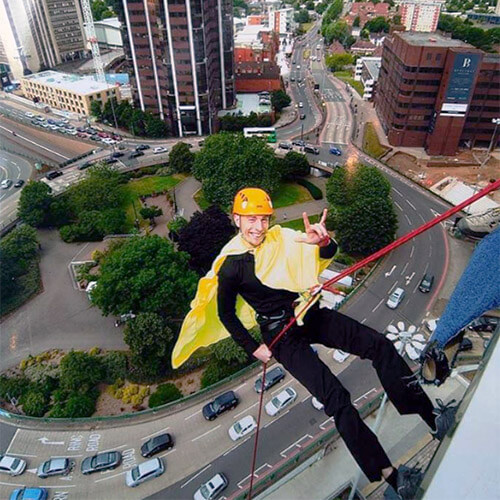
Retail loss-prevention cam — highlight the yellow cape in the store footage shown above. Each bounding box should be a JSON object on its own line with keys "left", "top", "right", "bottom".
{"left": 171, "top": 225, "right": 333, "bottom": 368}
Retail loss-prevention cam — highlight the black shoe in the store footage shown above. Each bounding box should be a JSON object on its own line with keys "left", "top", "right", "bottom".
{"left": 383, "top": 465, "right": 423, "bottom": 500}
{"left": 431, "top": 398, "right": 458, "bottom": 440}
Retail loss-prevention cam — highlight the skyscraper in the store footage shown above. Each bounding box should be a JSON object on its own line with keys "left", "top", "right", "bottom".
{"left": 120, "top": 0, "right": 235, "bottom": 137}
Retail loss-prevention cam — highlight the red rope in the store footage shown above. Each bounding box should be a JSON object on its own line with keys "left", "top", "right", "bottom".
{"left": 246, "top": 179, "right": 500, "bottom": 500}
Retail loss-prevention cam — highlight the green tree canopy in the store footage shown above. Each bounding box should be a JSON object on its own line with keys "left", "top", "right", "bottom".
{"left": 326, "top": 167, "right": 350, "bottom": 207}
{"left": 91, "top": 235, "right": 198, "bottom": 317}
{"left": 17, "top": 181, "right": 53, "bottom": 227}
{"left": 353, "top": 16, "right": 361, "bottom": 27}
{"left": 280, "top": 151, "right": 310, "bottom": 180}
{"left": 323, "top": 20, "right": 350, "bottom": 45}
{"left": 90, "top": 99, "right": 102, "bottom": 120}
{"left": 271, "top": 89, "right": 292, "bottom": 112}
{"left": 169, "top": 141, "right": 195, "bottom": 173}
{"left": 325, "top": 53, "right": 354, "bottom": 71}
{"left": 59, "top": 351, "right": 103, "bottom": 393}
{"left": 124, "top": 313, "right": 174, "bottom": 378}
{"left": 219, "top": 112, "right": 272, "bottom": 132}
{"left": 139, "top": 205, "right": 163, "bottom": 222}
{"left": 364, "top": 16, "right": 390, "bottom": 33}
{"left": 91, "top": 0, "right": 114, "bottom": 21}
{"left": 350, "top": 164, "right": 391, "bottom": 200}
{"left": 192, "top": 132, "right": 280, "bottom": 207}
{"left": 294, "top": 9, "right": 311, "bottom": 23}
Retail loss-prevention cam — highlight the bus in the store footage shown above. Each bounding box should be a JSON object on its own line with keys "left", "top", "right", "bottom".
{"left": 243, "top": 127, "right": 277, "bottom": 143}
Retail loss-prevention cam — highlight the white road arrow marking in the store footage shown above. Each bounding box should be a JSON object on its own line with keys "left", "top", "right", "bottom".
{"left": 385, "top": 265, "right": 396, "bottom": 277}
{"left": 38, "top": 437, "right": 65, "bottom": 445}
{"left": 405, "top": 272, "right": 415, "bottom": 285}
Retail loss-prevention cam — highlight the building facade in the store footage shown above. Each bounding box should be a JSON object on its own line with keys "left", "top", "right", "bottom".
{"left": 354, "top": 57, "right": 381, "bottom": 101}
{"left": 399, "top": 1, "right": 442, "bottom": 32}
{"left": 375, "top": 32, "right": 500, "bottom": 155}
{"left": 268, "top": 7, "right": 295, "bottom": 36}
{"left": 20, "top": 70, "right": 121, "bottom": 116}
{"left": 120, "top": 0, "right": 235, "bottom": 136}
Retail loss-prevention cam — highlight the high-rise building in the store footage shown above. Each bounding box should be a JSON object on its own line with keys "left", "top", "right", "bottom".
{"left": 375, "top": 32, "right": 500, "bottom": 156}
{"left": 0, "top": 0, "right": 87, "bottom": 80}
{"left": 268, "top": 7, "right": 295, "bottom": 36}
{"left": 120, "top": 0, "right": 235, "bottom": 137}
{"left": 398, "top": 0, "right": 444, "bottom": 32}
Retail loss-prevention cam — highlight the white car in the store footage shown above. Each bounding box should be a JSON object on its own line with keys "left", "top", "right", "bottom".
{"left": 228, "top": 415, "right": 257, "bottom": 441}
{"left": 194, "top": 472, "right": 228, "bottom": 500}
{"left": 386, "top": 287, "right": 405, "bottom": 309}
{"left": 125, "top": 458, "right": 164, "bottom": 487}
{"left": 298, "top": 102, "right": 304, "bottom": 108}
{"left": 102, "top": 138, "right": 117, "bottom": 145}
{"left": 67, "top": 129, "right": 77, "bottom": 136}
{"left": 49, "top": 124, "right": 58, "bottom": 130}
{"left": 24, "top": 111, "right": 34, "bottom": 118}
{"left": 1, "top": 179, "right": 13, "bottom": 189}
{"left": 265, "top": 387, "right": 297, "bottom": 416}
{"left": 296, "top": 65, "right": 301, "bottom": 70}
{"left": 311, "top": 397, "right": 324, "bottom": 411}
{"left": 153, "top": 146, "right": 168, "bottom": 154}
{"left": 60, "top": 118, "right": 69, "bottom": 124}
{"left": 0, "top": 455, "right": 27, "bottom": 476}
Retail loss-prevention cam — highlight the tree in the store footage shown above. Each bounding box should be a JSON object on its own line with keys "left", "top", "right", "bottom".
{"left": 350, "top": 165, "right": 391, "bottom": 201}
{"left": 17, "top": 181, "right": 52, "bottom": 227}
{"left": 178, "top": 205, "right": 236, "bottom": 273}
{"left": 130, "top": 109, "right": 146, "bottom": 136}
{"left": 124, "top": 313, "right": 174, "bottom": 378}
{"left": 353, "top": 16, "right": 361, "bottom": 27}
{"left": 305, "top": 0, "right": 315, "bottom": 10}
{"left": 315, "top": 2, "right": 328, "bottom": 14}
{"left": 192, "top": 132, "right": 280, "bottom": 207}
{"left": 22, "top": 391, "right": 48, "bottom": 417}
{"left": 294, "top": 9, "right": 310, "bottom": 24}
{"left": 212, "top": 337, "right": 248, "bottom": 365}
{"left": 91, "top": 235, "right": 198, "bottom": 317}
{"left": 325, "top": 53, "right": 354, "bottom": 72}
{"left": 59, "top": 351, "right": 103, "bottom": 393}
{"left": 90, "top": 100, "right": 102, "bottom": 120}
{"left": 0, "top": 225, "right": 39, "bottom": 274}
{"left": 140, "top": 205, "right": 163, "bottom": 224}
{"left": 91, "top": 0, "right": 114, "bottom": 21}
{"left": 392, "top": 14, "right": 402, "bottom": 26}
{"left": 323, "top": 20, "right": 350, "bottom": 45}
{"left": 363, "top": 16, "right": 391, "bottom": 33}
{"left": 149, "top": 383, "right": 182, "bottom": 407}
{"left": 335, "top": 197, "right": 398, "bottom": 256}
{"left": 280, "top": 151, "right": 310, "bottom": 180}
{"left": 271, "top": 89, "right": 292, "bottom": 112}
{"left": 326, "top": 167, "right": 350, "bottom": 208}
{"left": 144, "top": 112, "right": 168, "bottom": 138}
{"left": 169, "top": 142, "right": 195, "bottom": 173}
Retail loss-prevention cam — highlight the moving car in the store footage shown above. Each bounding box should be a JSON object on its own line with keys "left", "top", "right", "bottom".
{"left": 265, "top": 387, "right": 297, "bottom": 416}
{"left": 300, "top": 113, "right": 306, "bottom": 120}
{"left": 78, "top": 161, "right": 92, "bottom": 170}
{"left": 141, "top": 433, "right": 174, "bottom": 458}
{"left": 112, "top": 151, "right": 125, "bottom": 158}
{"left": 304, "top": 144, "right": 320, "bottom": 155}
{"left": 386, "top": 287, "right": 405, "bottom": 309}
{"left": 254, "top": 366, "right": 285, "bottom": 393}
{"left": 14, "top": 179, "right": 25, "bottom": 188}
{"left": 24, "top": 112, "right": 34, "bottom": 118}
{"left": 153, "top": 146, "right": 168, "bottom": 154}
{"left": 136, "top": 144, "right": 150, "bottom": 151}
{"left": 9, "top": 488, "right": 48, "bottom": 500}
{"left": 125, "top": 457, "right": 164, "bottom": 487}
{"left": 37, "top": 457, "right": 72, "bottom": 478}
{"left": 292, "top": 139, "right": 305, "bottom": 148}
{"left": 194, "top": 472, "right": 228, "bottom": 500}
{"left": 202, "top": 390, "right": 239, "bottom": 421}
{"left": 45, "top": 170, "right": 63, "bottom": 180}
{"left": 278, "top": 141, "right": 292, "bottom": 150}
{"left": 418, "top": 274, "right": 434, "bottom": 293}
{"left": 1, "top": 179, "right": 13, "bottom": 189}
{"left": 81, "top": 451, "right": 122, "bottom": 475}
{"left": 290, "top": 76, "right": 295, "bottom": 82}
{"left": 0, "top": 455, "right": 26, "bottom": 476}
{"left": 105, "top": 157, "right": 118, "bottom": 165}
{"left": 468, "top": 316, "right": 499, "bottom": 333}
{"left": 298, "top": 101, "right": 304, "bottom": 108}
{"left": 329, "top": 146, "right": 342, "bottom": 156}
{"left": 228, "top": 415, "right": 257, "bottom": 441}
{"left": 129, "top": 151, "right": 144, "bottom": 159}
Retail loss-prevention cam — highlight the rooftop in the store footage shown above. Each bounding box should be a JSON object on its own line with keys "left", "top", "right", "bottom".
{"left": 22, "top": 70, "right": 117, "bottom": 95}
{"left": 364, "top": 58, "right": 382, "bottom": 79}
{"left": 397, "top": 31, "right": 475, "bottom": 48}
{"left": 94, "top": 16, "right": 121, "bottom": 29}
{"left": 235, "top": 24, "right": 272, "bottom": 45}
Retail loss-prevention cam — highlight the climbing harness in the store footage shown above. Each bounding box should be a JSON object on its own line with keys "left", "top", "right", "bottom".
{"left": 246, "top": 179, "right": 500, "bottom": 500}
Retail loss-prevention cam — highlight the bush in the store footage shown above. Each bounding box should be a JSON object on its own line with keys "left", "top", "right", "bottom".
{"left": 297, "top": 179, "right": 323, "bottom": 200}
{"left": 100, "top": 351, "right": 128, "bottom": 383}
{"left": 200, "top": 361, "right": 245, "bottom": 389}
{"left": 0, "top": 376, "right": 31, "bottom": 400}
{"left": 59, "top": 351, "right": 103, "bottom": 393}
{"left": 334, "top": 252, "right": 355, "bottom": 266}
{"left": 89, "top": 347, "right": 101, "bottom": 356}
{"left": 64, "top": 390, "right": 98, "bottom": 418}
{"left": 22, "top": 391, "right": 48, "bottom": 417}
{"left": 148, "top": 383, "right": 182, "bottom": 408}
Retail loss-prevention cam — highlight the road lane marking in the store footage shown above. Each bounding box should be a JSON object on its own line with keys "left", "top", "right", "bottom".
{"left": 234, "top": 382, "right": 247, "bottom": 392}
{"left": 263, "top": 409, "right": 290, "bottom": 428}
{"left": 401, "top": 262, "right": 409, "bottom": 276}
{"left": 406, "top": 200, "right": 416, "bottom": 210}
{"left": 159, "top": 448, "right": 177, "bottom": 459}
{"left": 141, "top": 426, "right": 170, "bottom": 441}
{"left": 254, "top": 463, "right": 272, "bottom": 475}
{"left": 388, "top": 281, "right": 398, "bottom": 294}
{"left": 301, "top": 394, "right": 311, "bottom": 403}
{"left": 405, "top": 214, "right": 412, "bottom": 225}
{"left": 5, "top": 429, "right": 20, "bottom": 454}
{"left": 233, "top": 402, "right": 259, "bottom": 419}
{"left": 181, "top": 464, "right": 212, "bottom": 488}
{"left": 410, "top": 246, "right": 414, "bottom": 258}
{"left": 354, "top": 388, "right": 377, "bottom": 404}
{"left": 392, "top": 187, "right": 403, "bottom": 197}
{"left": 94, "top": 470, "right": 126, "bottom": 483}
{"left": 271, "top": 379, "right": 294, "bottom": 395}
{"left": 185, "top": 409, "right": 201, "bottom": 420}
{"left": 191, "top": 425, "right": 221, "bottom": 442}
{"left": 6, "top": 452, "right": 38, "bottom": 458}
{"left": 99, "top": 444, "right": 127, "bottom": 454}
{"left": 372, "top": 298, "right": 384, "bottom": 312}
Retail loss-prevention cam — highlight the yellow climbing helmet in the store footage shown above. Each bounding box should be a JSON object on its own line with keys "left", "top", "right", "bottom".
{"left": 233, "top": 188, "right": 274, "bottom": 216}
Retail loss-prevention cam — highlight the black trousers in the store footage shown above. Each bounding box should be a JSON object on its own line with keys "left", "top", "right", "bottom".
{"left": 259, "top": 305, "right": 435, "bottom": 482}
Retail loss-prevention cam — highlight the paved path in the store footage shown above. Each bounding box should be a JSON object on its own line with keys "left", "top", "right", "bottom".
{"left": 174, "top": 175, "right": 201, "bottom": 220}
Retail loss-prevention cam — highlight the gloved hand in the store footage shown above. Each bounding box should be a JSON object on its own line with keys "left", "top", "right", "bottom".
{"left": 419, "top": 340, "right": 451, "bottom": 386}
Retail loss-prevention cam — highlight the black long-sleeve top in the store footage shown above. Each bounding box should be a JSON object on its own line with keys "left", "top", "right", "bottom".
{"left": 217, "top": 239, "right": 337, "bottom": 357}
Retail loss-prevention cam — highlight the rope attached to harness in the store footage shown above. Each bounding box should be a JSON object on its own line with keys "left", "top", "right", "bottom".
{"left": 246, "top": 179, "right": 500, "bottom": 499}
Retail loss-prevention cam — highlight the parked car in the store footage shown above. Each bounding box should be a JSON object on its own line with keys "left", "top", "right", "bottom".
{"left": 194, "top": 472, "right": 228, "bottom": 500}
{"left": 141, "top": 433, "right": 174, "bottom": 458}
{"left": 48, "top": 124, "right": 59, "bottom": 131}
{"left": 111, "top": 134, "right": 122, "bottom": 141}
{"left": 76, "top": 127, "right": 86, "bottom": 133}
{"left": 35, "top": 115, "right": 45, "bottom": 121}
{"left": 14, "top": 179, "right": 25, "bottom": 188}
{"left": 129, "top": 151, "right": 144, "bottom": 159}
{"left": 1, "top": 179, "right": 13, "bottom": 189}
{"left": 290, "top": 76, "right": 295, "bottom": 82}
{"left": 45, "top": 170, "right": 63, "bottom": 180}
{"left": 296, "top": 65, "right": 301, "bottom": 70}
{"left": 153, "top": 146, "right": 168, "bottom": 154}
{"left": 24, "top": 111, "right": 34, "bottom": 118}
{"left": 265, "top": 387, "right": 297, "bottom": 416}
{"left": 37, "top": 457, "right": 72, "bottom": 478}
{"left": 299, "top": 113, "right": 306, "bottom": 120}
{"left": 304, "top": 144, "right": 320, "bottom": 155}
{"left": 386, "top": 287, "right": 405, "bottom": 309}
{"left": 67, "top": 129, "right": 77, "bottom": 136}
{"left": 39, "top": 122, "right": 49, "bottom": 128}
{"left": 112, "top": 151, "right": 125, "bottom": 158}
{"left": 202, "top": 390, "right": 239, "bottom": 421}
{"left": 298, "top": 101, "right": 304, "bottom": 108}
{"left": 125, "top": 458, "right": 164, "bottom": 487}
{"left": 97, "top": 132, "right": 109, "bottom": 138}
{"left": 81, "top": 451, "right": 122, "bottom": 475}
{"left": 278, "top": 141, "right": 292, "bottom": 150}
{"left": 47, "top": 119, "right": 57, "bottom": 125}
{"left": 0, "top": 455, "right": 26, "bottom": 476}
{"left": 105, "top": 157, "right": 118, "bottom": 165}
{"left": 297, "top": 78, "right": 303, "bottom": 83}
{"left": 59, "top": 118, "right": 69, "bottom": 124}
{"left": 31, "top": 119, "right": 40, "bottom": 126}
{"left": 228, "top": 415, "right": 257, "bottom": 441}
{"left": 136, "top": 144, "right": 150, "bottom": 151}
{"left": 329, "top": 146, "right": 342, "bottom": 156}
{"left": 9, "top": 488, "right": 48, "bottom": 500}
{"left": 78, "top": 161, "right": 92, "bottom": 170}
{"left": 77, "top": 132, "right": 87, "bottom": 138}
{"left": 292, "top": 139, "right": 305, "bottom": 148}
{"left": 333, "top": 349, "right": 350, "bottom": 363}
{"left": 254, "top": 366, "right": 285, "bottom": 393}
{"left": 468, "top": 316, "right": 499, "bottom": 333}
{"left": 418, "top": 274, "right": 434, "bottom": 293}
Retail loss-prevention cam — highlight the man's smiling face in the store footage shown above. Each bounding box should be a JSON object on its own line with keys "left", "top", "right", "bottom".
{"left": 234, "top": 214, "right": 271, "bottom": 247}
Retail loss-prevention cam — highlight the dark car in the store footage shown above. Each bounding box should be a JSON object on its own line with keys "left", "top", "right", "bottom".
{"left": 292, "top": 139, "right": 305, "bottom": 147}
{"left": 254, "top": 366, "right": 285, "bottom": 393}
{"left": 45, "top": 170, "right": 63, "bottom": 180}
{"left": 140, "top": 433, "right": 175, "bottom": 458}
{"left": 37, "top": 457, "right": 72, "bottom": 478}
{"left": 78, "top": 161, "right": 92, "bottom": 170}
{"left": 136, "top": 144, "right": 150, "bottom": 151}
{"left": 202, "top": 390, "right": 239, "bottom": 421}
{"left": 9, "top": 488, "right": 48, "bottom": 500}
{"left": 304, "top": 144, "right": 320, "bottom": 155}
{"left": 418, "top": 274, "right": 435, "bottom": 293}
{"left": 278, "top": 141, "right": 292, "bottom": 150}
{"left": 299, "top": 113, "right": 306, "bottom": 120}
{"left": 329, "top": 146, "right": 342, "bottom": 156}
{"left": 468, "top": 316, "right": 499, "bottom": 333}
{"left": 81, "top": 451, "right": 122, "bottom": 475}
{"left": 129, "top": 151, "right": 144, "bottom": 159}
{"left": 112, "top": 151, "right": 125, "bottom": 158}
{"left": 290, "top": 76, "right": 295, "bottom": 82}
{"left": 14, "top": 180, "right": 25, "bottom": 188}
{"left": 105, "top": 157, "right": 118, "bottom": 165}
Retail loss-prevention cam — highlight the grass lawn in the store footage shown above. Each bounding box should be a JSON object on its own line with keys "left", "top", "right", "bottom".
{"left": 279, "top": 214, "right": 320, "bottom": 232}
{"left": 333, "top": 71, "right": 364, "bottom": 97}
{"left": 301, "top": 22, "right": 313, "bottom": 32}
{"left": 194, "top": 189, "right": 211, "bottom": 211}
{"left": 363, "top": 122, "right": 390, "bottom": 159}
{"left": 121, "top": 174, "right": 185, "bottom": 229}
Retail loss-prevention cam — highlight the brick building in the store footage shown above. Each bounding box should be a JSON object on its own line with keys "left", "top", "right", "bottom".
{"left": 398, "top": 1, "right": 443, "bottom": 32}
{"left": 375, "top": 32, "right": 500, "bottom": 155}
{"left": 345, "top": 2, "right": 391, "bottom": 27}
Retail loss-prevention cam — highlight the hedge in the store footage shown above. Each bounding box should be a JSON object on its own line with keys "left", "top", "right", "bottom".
{"left": 149, "top": 383, "right": 182, "bottom": 408}
{"left": 297, "top": 179, "right": 323, "bottom": 200}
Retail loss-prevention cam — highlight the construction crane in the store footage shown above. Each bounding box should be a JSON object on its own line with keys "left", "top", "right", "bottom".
{"left": 80, "top": 0, "right": 106, "bottom": 83}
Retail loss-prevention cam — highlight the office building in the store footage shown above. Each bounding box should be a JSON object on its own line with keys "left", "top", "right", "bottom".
{"left": 375, "top": 32, "right": 500, "bottom": 155}
{"left": 121, "top": 0, "right": 235, "bottom": 136}
{"left": 20, "top": 70, "right": 121, "bottom": 116}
